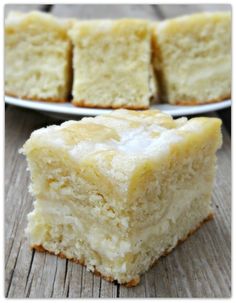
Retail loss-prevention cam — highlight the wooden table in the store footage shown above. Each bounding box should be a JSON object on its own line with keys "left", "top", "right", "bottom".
{"left": 5, "top": 4, "right": 231, "bottom": 298}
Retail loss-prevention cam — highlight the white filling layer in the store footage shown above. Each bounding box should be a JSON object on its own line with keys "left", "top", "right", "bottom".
{"left": 26, "top": 190, "right": 212, "bottom": 282}
{"left": 27, "top": 180, "right": 210, "bottom": 261}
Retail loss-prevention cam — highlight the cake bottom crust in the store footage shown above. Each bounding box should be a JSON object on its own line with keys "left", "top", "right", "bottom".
{"left": 5, "top": 92, "right": 68, "bottom": 103}
{"left": 72, "top": 99, "right": 149, "bottom": 110}
{"left": 174, "top": 94, "right": 230, "bottom": 105}
{"left": 32, "top": 213, "right": 213, "bottom": 287}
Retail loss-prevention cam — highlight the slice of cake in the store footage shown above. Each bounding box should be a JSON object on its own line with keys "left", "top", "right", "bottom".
{"left": 21, "top": 109, "right": 222, "bottom": 286}
{"left": 5, "top": 11, "right": 72, "bottom": 102}
{"left": 152, "top": 12, "right": 231, "bottom": 105}
{"left": 68, "top": 19, "right": 157, "bottom": 109}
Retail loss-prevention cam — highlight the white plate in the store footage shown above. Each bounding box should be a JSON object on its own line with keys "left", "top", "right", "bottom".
{"left": 5, "top": 95, "right": 231, "bottom": 120}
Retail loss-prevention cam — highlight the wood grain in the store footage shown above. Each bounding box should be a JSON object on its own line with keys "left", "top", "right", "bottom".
{"left": 156, "top": 4, "right": 231, "bottom": 19}
{"left": 51, "top": 4, "right": 160, "bottom": 20}
{"left": 4, "top": 4, "right": 51, "bottom": 16}
{"left": 51, "top": 4, "right": 231, "bottom": 19}
{"left": 5, "top": 106, "right": 231, "bottom": 298}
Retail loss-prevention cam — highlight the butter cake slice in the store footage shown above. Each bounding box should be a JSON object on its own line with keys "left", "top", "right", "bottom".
{"left": 152, "top": 11, "right": 231, "bottom": 105}
{"left": 68, "top": 19, "right": 157, "bottom": 109}
{"left": 22, "top": 109, "right": 222, "bottom": 286}
{"left": 5, "top": 11, "right": 72, "bottom": 102}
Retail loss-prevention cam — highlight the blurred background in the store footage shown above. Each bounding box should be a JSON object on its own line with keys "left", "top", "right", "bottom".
{"left": 5, "top": 3, "right": 231, "bottom": 19}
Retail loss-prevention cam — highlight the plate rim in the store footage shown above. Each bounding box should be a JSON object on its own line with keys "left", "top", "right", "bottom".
{"left": 5, "top": 95, "right": 231, "bottom": 117}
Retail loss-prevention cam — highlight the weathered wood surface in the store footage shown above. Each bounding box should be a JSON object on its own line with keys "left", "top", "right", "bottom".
{"left": 4, "top": 4, "right": 51, "bottom": 16}
{"left": 51, "top": 3, "right": 230, "bottom": 19}
{"left": 51, "top": 4, "right": 160, "bottom": 19}
{"left": 5, "top": 4, "right": 231, "bottom": 298}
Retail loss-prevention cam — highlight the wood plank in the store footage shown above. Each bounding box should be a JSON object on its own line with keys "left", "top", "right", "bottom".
{"left": 51, "top": 4, "right": 159, "bottom": 20}
{"left": 51, "top": 4, "right": 231, "bottom": 21}
{"left": 157, "top": 4, "right": 231, "bottom": 19}
{"left": 5, "top": 106, "right": 231, "bottom": 297}
{"left": 5, "top": 106, "right": 53, "bottom": 297}
{"left": 4, "top": 4, "right": 52, "bottom": 17}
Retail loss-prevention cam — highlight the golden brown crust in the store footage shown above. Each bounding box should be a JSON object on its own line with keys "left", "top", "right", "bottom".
{"left": 72, "top": 99, "right": 149, "bottom": 110}
{"left": 174, "top": 94, "right": 231, "bottom": 106}
{"left": 5, "top": 91, "right": 68, "bottom": 103}
{"left": 32, "top": 213, "right": 213, "bottom": 287}
{"left": 123, "top": 276, "right": 141, "bottom": 287}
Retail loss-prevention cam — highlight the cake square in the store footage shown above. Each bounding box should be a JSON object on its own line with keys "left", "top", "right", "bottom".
{"left": 22, "top": 109, "right": 222, "bottom": 286}
{"left": 68, "top": 19, "right": 157, "bottom": 109}
{"left": 152, "top": 12, "right": 231, "bottom": 104}
{"left": 5, "top": 11, "right": 72, "bottom": 102}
